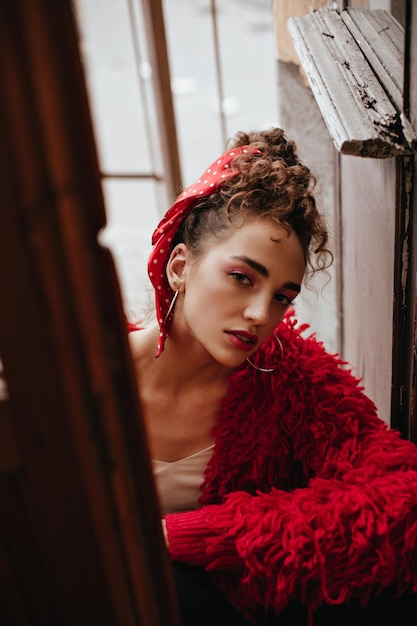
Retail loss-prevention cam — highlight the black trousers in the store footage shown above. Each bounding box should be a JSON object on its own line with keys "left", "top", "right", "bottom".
{"left": 172, "top": 562, "right": 253, "bottom": 626}
{"left": 172, "top": 562, "right": 417, "bottom": 626}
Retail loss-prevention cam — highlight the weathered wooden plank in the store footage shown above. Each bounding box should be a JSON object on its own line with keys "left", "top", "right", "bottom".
{"left": 341, "top": 9, "right": 416, "bottom": 150}
{"left": 339, "top": 154, "right": 397, "bottom": 424}
{"left": 343, "top": 9, "right": 403, "bottom": 97}
{"left": 407, "top": 0, "right": 417, "bottom": 444}
{"left": 391, "top": 155, "right": 415, "bottom": 437}
{"left": 287, "top": 8, "right": 414, "bottom": 157}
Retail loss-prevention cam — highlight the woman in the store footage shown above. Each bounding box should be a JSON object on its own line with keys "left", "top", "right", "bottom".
{"left": 129, "top": 128, "right": 417, "bottom": 625}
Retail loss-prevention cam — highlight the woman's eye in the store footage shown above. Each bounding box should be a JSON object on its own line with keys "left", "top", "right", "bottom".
{"left": 274, "top": 293, "right": 293, "bottom": 307}
{"left": 230, "top": 272, "right": 252, "bottom": 286}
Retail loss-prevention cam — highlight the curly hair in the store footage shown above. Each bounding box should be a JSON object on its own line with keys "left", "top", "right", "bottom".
{"left": 172, "top": 128, "right": 332, "bottom": 278}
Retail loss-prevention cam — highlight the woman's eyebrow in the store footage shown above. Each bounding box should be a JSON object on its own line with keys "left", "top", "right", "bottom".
{"left": 231, "top": 255, "right": 269, "bottom": 277}
{"left": 231, "top": 255, "right": 301, "bottom": 293}
{"left": 284, "top": 282, "right": 301, "bottom": 294}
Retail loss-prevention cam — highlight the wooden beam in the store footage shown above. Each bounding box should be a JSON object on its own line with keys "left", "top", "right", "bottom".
{"left": 0, "top": 1, "right": 180, "bottom": 623}
{"left": 288, "top": 8, "right": 415, "bottom": 157}
{"left": 141, "top": 0, "right": 183, "bottom": 201}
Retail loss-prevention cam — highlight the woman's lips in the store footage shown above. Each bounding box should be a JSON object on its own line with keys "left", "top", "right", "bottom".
{"left": 225, "top": 330, "right": 257, "bottom": 352}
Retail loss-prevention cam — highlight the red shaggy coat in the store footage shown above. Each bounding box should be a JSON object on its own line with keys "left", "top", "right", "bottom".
{"left": 160, "top": 315, "right": 417, "bottom": 622}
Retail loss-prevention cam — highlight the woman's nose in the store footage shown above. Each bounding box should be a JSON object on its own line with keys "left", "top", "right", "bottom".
{"left": 243, "top": 296, "right": 270, "bottom": 326}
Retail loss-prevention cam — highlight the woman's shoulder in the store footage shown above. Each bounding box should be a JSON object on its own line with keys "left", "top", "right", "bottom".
{"left": 274, "top": 311, "right": 367, "bottom": 396}
{"left": 125, "top": 313, "right": 145, "bottom": 334}
{"left": 126, "top": 320, "right": 143, "bottom": 333}
{"left": 127, "top": 319, "right": 161, "bottom": 365}
{"left": 278, "top": 311, "right": 342, "bottom": 369}
{"left": 276, "top": 313, "right": 380, "bottom": 419}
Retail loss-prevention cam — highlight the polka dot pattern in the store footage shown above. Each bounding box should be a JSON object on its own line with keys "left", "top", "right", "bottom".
{"left": 148, "top": 145, "right": 258, "bottom": 357}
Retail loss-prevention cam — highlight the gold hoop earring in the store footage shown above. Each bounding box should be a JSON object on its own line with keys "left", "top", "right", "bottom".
{"left": 163, "top": 290, "right": 179, "bottom": 325}
{"left": 246, "top": 334, "right": 283, "bottom": 373}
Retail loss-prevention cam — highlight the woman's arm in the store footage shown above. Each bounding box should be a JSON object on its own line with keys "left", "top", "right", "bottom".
{"left": 165, "top": 439, "right": 417, "bottom": 612}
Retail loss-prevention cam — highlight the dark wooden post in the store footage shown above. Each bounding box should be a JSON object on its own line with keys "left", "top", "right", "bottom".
{"left": 0, "top": 1, "right": 180, "bottom": 624}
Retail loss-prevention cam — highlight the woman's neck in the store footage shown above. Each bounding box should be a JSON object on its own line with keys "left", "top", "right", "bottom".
{"left": 130, "top": 323, "right": 231, "bottom": 461}
{"left": 130, "top": 323, "right": 234, "bottom": 395}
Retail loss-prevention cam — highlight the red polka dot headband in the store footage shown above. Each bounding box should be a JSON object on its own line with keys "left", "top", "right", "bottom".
{"left": 148, "top": 145, "right": 256, "bottom": 356}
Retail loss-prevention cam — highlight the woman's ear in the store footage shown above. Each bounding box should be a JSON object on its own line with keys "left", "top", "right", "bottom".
{"left": 166, "top": 243, "right": 187, "bottom": 290}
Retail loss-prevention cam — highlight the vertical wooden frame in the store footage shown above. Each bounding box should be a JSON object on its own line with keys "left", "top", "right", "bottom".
{"left": 141, "top": 0, "right": 183, "bottom": 202}
{"left": 404, "top": 0, "right": 417, "bottom": 442}
{"left": 0, "top": 1, "right": 180, "bottom": 623}
{"left": 391, "top": 154, "right": 415, "bottom": 438}
{"left": 287, "top": 4, "right": 417, "bottom": 435}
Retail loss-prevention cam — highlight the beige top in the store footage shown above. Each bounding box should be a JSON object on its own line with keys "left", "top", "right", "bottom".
{"left": 151, "top": 445, "right": 215, "bottom": 515}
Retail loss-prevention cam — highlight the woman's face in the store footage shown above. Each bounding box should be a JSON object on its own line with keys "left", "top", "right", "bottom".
{"left": 174, "top": 217, "right": 305, "bottom": 368}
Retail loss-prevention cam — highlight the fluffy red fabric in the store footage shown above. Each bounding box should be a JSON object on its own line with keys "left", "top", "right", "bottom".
{"left": 160, "top": 315, "right": 417, "bottom": 623}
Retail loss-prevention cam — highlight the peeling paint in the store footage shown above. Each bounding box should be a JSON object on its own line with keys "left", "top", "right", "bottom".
{"left": 401, "top": 237, "right": 409, "bottom": 307}
{"left": 355, "top": 83, "right": 377, "bottom": 109}
{"left": 288, "top": 8, "right": 415, "bottom": 158}
{"left": 400, "top": 161, "right": 414, "bottom": 307}
{"left": 373, "top": 113, "right": 404, "bottom": 148}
